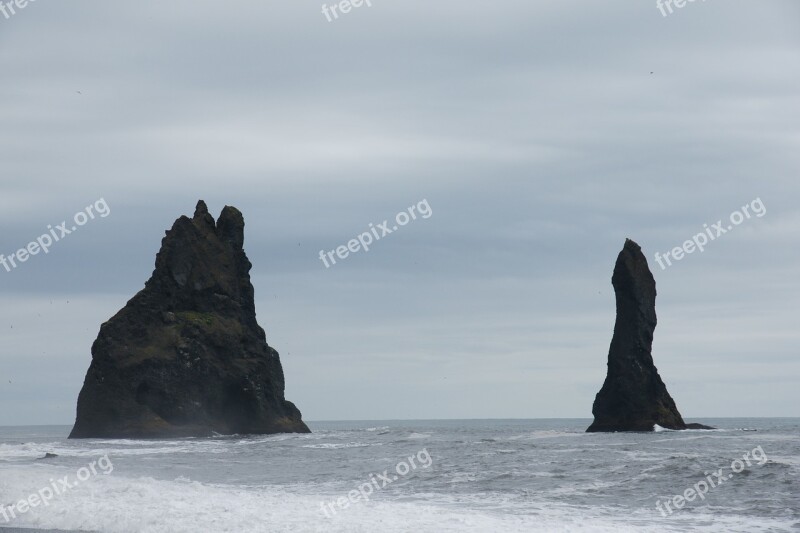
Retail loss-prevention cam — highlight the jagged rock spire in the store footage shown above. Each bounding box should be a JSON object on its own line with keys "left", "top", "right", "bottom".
{"left": 70, "top": 201, "right": 308, "bottom": 438}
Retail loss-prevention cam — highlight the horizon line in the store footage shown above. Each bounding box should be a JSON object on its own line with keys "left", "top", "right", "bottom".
{"left": 2, "top": 416, "right": 798, "bottom": 428}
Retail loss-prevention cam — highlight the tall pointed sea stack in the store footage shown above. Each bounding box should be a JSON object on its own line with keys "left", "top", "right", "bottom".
{"left": 586, "top": 239, "right": 710, "bottom": 432}
{"left": 70, "top": 201, "right": 309, "bottom": 438}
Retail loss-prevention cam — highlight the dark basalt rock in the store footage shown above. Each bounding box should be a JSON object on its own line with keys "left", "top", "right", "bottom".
{"left": 69, "top": 201, "right": 310, "bottom": 438}
{"left": 586, "top": 239, "right": 713, "bottom": 433}
{"left": 37, "top": 453, "right": 59, "bottom": 460}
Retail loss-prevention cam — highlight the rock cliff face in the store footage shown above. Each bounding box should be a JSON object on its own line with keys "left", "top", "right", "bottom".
{"left": 69, "top": 201, "right": 309, "bottom": 438}
{"left": 586, "top": 239, "right": 711, "bottom": 432}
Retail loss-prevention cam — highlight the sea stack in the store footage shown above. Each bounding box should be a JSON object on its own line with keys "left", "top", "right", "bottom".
{"left": 69, "top": 201, "right": 309, "bottom": 438}
{"left": 586, "top": 239, "right": 711, "bottom": 432}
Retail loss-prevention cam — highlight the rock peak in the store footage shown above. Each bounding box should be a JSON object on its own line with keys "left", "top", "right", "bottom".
{"left": 217, "top": 205, "right": 245, "bottom": 249}
{"left": 69, "top": 202, "right": 309, "bottom": 438}
{"left": 194, "top": 199, "right": 209, "bottom": 218}
{"left": 193, "top": 199, "right": 215, "bottom": 229}
{"left": 623, "top": 237, "right": 640, "bottom": 251}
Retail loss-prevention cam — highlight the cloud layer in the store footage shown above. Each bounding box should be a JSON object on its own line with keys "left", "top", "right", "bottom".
{"left": 1, "top": 1, "right": 798, "bottom": 424}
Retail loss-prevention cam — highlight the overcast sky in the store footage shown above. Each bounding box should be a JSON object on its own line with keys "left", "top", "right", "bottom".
{"left": 1, "top": 1, "right": 798, "bottom": 426}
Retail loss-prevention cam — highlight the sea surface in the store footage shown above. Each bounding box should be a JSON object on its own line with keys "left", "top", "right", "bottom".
{"left": 0, "top": 419, "right": 797, "bottom": 532}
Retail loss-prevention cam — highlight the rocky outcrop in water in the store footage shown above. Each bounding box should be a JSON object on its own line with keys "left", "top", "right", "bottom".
{"left": 586, "top": 239, "right": 712, "bottom": 432}
{"left": 69, "top": 201, "right": 309, "bottom": 438}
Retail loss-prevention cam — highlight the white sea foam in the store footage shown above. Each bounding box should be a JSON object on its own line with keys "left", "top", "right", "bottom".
{"left": 301, "top": 442, "right": 378, "bottom": 449}
{"left": 507, "top": 430, "right": 583, "bottom": 441}
{"left": 0, "top": 433, "right": 327, "bottom": 462}
{"left": 0, "top": 441, "right": 230, "bottom": 461}
{"left": 0, "top": 468, "right": 793, "bottom": 533}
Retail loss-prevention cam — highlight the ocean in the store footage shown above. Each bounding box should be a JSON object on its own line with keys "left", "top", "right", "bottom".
{"left": 0, "top": 419, "right": 797, "bottom": 532}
